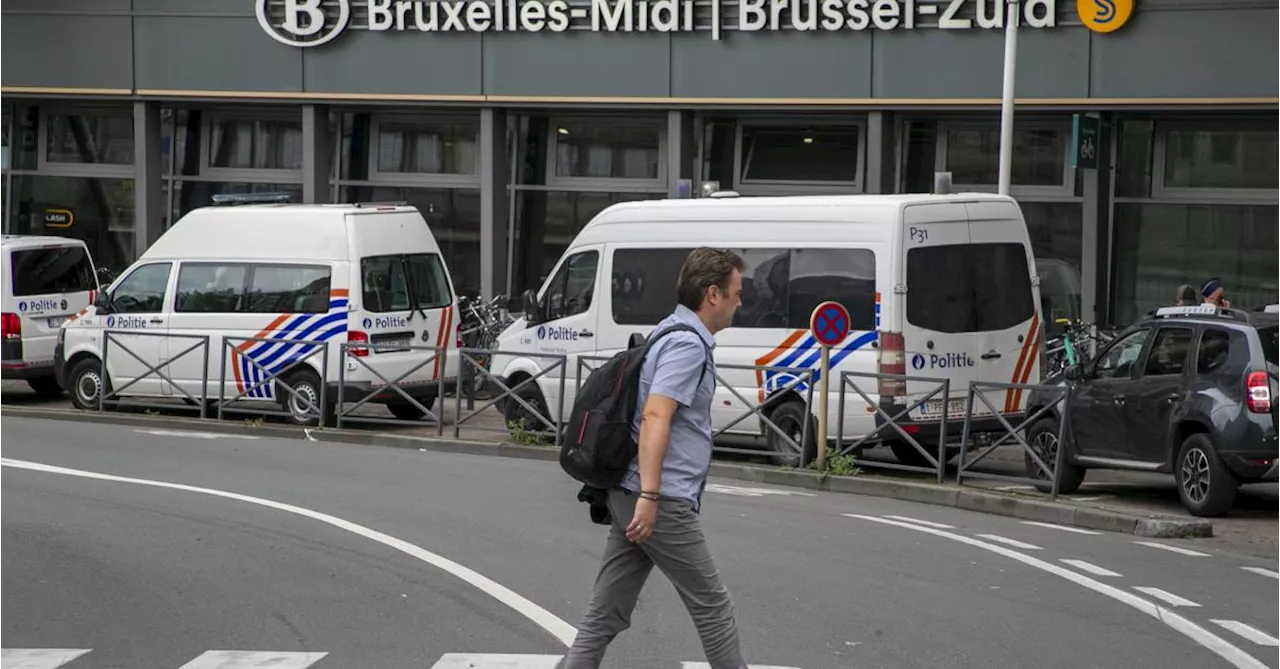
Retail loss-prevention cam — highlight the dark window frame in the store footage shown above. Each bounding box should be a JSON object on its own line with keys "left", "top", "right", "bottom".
{"left": 109, "top": 261, "right": 173, "bottom": 315}
{"left": 905, "top": 242, "right": 1037, "bottom": 334}
{"left": 1141, "top": 325, "right": 1195, "bottom": 378}
{"left": 540, "top": 249, "right": 600, "bottom": 322}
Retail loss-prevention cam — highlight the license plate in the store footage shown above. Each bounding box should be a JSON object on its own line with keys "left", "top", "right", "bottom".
{"left": 45, "top": 316, "right": 67, "bottom": 328}
{"left": 921, "top": 398, "right": 971, "bottom": 418}
{"left": 374, "top": 339, "right": 411, "bottom": 353}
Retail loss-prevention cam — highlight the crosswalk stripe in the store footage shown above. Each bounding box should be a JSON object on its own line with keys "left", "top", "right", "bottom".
{"left": 1019, "top": 521, "right": 1101, "bottom": 535}
{"left": 0, "top": 649, "right": 92, "bottom": 669}
{"left": 1133, "top": 541, "right": 1211, "bottom": 557}
{"left": 1210, "top": 620, "right": 1280, "bottom": 647}
{"left": 177, "top": 651, "right": 329, "bottom": 668}
{"left": 976, "top": 534, "right": 1042, "bottom": 550}
{"left": 1241, "top": 566, "right": 1280, "bottom": 580}
{"left": 1060, "top": 559, "right": 1122, "bottom": 577}
{"left": 429, "top": 654, "right": 563, "bottom": 668}
{"left": 883, "top": 515, "right": 954, "bottom": 529}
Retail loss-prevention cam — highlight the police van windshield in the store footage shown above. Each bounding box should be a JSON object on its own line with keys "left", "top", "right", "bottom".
{"left": 11, "top": 245, "right": 96, "bottom": 297}
{"left": 906, "top": 243, "right": 1035, "bottom": 334}
{"left": 361, "top": 253, "right": 452, "bottom": 313}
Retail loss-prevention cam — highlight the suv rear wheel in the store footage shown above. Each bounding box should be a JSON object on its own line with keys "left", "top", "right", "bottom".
{"left": 1176, "top": 433, "right": 1238, "bottom": 517}
{"left": 1024, "top": 416, "right": 1085, "bottom": 494}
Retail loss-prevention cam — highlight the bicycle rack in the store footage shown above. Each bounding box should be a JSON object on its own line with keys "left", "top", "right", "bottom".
{"left": 956, "top": 381, "right": 1072, "bottom": 499}
{"left": 217, "top": 336, "right": 330, "bottom": 423}
{"left": 98, "top": 331, "right": 211, "bottom": 417}
{"left": 835, "top": 370, "right": 952, "bottom": 484}
{"left": 454, "top": 348, "right": 567, "bottom": 444}
{"left": 336, "top": 343, "right": 446, "bottom": 433}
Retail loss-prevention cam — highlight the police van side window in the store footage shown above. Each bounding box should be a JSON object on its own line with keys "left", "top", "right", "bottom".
{"left": 176, "top": 263, "right": 248, "bottom": 313}
{"left": 246, "top": 265, "right": 331, "bottom": 314}
{"left": 610, "top": 246, "right": 878, "bottom": 329}
{"left": 10, "top": 246, "right": 96, "bottom": 296}
{"left": 110, "top": 263, "right": 172, "bottom": 314}
{"left": 543, "top": 251, "right": 598, "bottom": 322}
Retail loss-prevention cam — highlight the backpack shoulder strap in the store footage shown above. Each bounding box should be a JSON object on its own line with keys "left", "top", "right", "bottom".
{"left": 643, "top": 323, "right": 713, "bottom": 386}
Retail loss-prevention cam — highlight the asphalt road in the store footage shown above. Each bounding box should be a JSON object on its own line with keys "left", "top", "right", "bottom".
{"left": 3, "top": 417, "right": 1278, "bottom": 669}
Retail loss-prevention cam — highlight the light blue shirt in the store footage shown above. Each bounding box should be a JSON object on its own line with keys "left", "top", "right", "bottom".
{"left": 620, "top": 305, "right": 716, "bottom": 512}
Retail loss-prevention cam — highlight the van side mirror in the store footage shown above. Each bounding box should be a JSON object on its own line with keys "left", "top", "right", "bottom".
{"left": 521, "top": 289, "right": 541, "bottom": 325}
{"left": 93, "top": 292, "right": 112, "bottom": 313}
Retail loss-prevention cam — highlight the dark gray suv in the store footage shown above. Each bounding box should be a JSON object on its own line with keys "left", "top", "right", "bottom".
{"left": 1024, "top": 305, "right": 1278, "bottom": 517}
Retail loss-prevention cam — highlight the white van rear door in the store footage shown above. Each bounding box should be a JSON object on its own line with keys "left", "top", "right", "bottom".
{"left": 9, "top": 243, "right": 99, "bottom": 365}
{"left": 900, "top": 203, "right": 980, "bottom": 420}
{"left": 965, "top": 200, "right": 1042, "bottom": 416}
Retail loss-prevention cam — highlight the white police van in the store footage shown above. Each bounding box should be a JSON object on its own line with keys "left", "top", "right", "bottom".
{"left": 2, "top": 235, "right": 101, "bottom": 397}
{"left": 55, "top": 194, "right": 461, "bottom": 425}
{"left": 488, "top": 192, "right": 1044, "bottom": 467}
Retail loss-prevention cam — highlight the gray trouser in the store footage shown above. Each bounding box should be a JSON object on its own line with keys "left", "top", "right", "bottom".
{"left": 562, "top": 488, "right": 746, "bottom": 669}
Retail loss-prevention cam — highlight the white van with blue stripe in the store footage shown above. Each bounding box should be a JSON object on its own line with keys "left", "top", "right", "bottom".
{"left": 55, "top": 195, "right": 460, "bottom": 425}
{"left": 488, "top": 192, "right": 1044, "bottom": 468}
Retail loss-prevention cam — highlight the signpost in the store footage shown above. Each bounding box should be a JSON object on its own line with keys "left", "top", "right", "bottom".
{"left": 809, "top": 301, "right": 852, "bottom": 470}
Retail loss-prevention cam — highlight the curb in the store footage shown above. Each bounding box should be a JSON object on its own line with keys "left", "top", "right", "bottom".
{"left": 3, "top": 406, "right": 1213, "bottom": 539}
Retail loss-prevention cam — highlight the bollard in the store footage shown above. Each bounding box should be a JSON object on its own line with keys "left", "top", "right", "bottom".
{"left": 809, "top": 301, "right": 852, "bottom": 471}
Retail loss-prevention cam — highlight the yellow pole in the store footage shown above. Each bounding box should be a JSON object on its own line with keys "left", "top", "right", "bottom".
{"left": 816, "top": 344, "right": 830, "bottom": 471}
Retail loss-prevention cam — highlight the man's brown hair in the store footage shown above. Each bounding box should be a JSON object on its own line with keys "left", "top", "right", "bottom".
{"left": 676, "top": 247, "right": 744, "bottom": 311}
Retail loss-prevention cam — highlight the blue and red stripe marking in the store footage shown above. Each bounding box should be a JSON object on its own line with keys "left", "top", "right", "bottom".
{"left": 754, "top": 295, "right": 881, "bottom": 401}
{"left": 231, "top": 289, "right": 349, "bottom": 399}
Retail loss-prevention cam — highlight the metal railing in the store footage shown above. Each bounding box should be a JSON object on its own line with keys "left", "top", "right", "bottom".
{"left": 99, "top": 330, "right": 211, "bottom": 417}
{"left": 454, "top": 348, "right": 567, "bottom": 444}
{"left": 835, "top": 370, "right": 952, "bottom": 483}
{"left": 955, "top": 381, "right": 1072, "bottom": 499}
{"left": 336, "top": 343, "right": 446, "bottom": 433}
{"left": 710, "top": 363, "right": 816, "bottom": 466}
{"left": 216, "top": 336, "right": 330, "bottom": 422}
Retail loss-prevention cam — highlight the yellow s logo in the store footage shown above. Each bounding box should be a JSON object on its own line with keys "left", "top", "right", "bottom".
{"left": 1078, "top": 0, "right": 1134, "bottom": 32}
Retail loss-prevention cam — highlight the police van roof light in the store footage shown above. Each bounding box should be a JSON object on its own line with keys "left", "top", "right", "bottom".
{"left": 211, "top": 192, "right": 294, "bottom": 206}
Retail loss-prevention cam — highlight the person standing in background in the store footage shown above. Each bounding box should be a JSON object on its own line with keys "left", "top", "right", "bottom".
{"left": 1175, "top": 284, "right": 1199, "bottom": 306}
{"left": 1201, "top": 278, "right": 1231, "bottom": 308}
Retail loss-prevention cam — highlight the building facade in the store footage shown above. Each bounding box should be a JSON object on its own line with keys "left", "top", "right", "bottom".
{"left": 3, "top": 0, "right": 1277, "bottom": 325}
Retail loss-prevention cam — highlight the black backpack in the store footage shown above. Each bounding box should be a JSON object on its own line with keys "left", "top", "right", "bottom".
{"left": 559, "top": 323, "right": 709, "bottom": 490}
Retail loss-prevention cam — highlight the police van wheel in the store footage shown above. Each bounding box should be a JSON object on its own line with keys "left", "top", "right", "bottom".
{"left": 767, "top": 400, "right": 817, "bottom": 468}
{"left": 67, "top": 358, "right": 110, "bottom": 411}
{"left": 280, "top": 369, "right": 329, "bottom": 426}
{"left": 26, "top": 375, "right": 63, "bottom": 399}
{"left": 503, "top": 383, "right": 551, "bottom": 442}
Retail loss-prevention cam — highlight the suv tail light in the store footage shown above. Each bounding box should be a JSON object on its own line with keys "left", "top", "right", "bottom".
{"left": 348, "top": 330, "right": 370, "bottom": 357}
{"left": 878, "top": 332, "right": 907, "bottom": 399}
{"left": 1, "top": 313, "right": 20, "bottom": 341}
{"left": 1246, "top": 371, "right": 1272, "bottom": 414}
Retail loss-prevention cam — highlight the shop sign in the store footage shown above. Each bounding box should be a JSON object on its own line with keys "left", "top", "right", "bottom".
{"left": 257, "top": 0, "right": 1089, "bottom": 46}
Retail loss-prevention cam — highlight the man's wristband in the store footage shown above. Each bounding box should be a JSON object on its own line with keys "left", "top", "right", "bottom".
{"left": 639, "top": 491, "right": 660, "bottom": 501}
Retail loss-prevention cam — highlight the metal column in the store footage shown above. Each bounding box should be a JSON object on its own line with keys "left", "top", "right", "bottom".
{"left": 1081, "top": 112, "right": 1113, "bottom": 324}
{"left": 133, "top": 101, "right": 163, "bottom": 258}
{"left": 865, "top": 111, "right": 894, "bottom": 194}
{"left": 302, "top": 105, "right": 332, "bottom": 204}
{"left": 480, "top": 108, "right": 509, "bottom": 300}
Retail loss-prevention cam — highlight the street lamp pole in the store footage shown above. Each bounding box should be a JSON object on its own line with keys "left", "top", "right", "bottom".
{"left": 997, "top": 0, "right": 1021, "bottom": 196}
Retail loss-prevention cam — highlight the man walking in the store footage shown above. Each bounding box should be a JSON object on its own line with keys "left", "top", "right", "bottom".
{"left": 562, "top": 247, "right": 747, "bottom": 669}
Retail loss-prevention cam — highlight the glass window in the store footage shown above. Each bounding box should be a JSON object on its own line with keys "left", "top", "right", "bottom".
{"left": 2, "top": 105, "right": 11, "bottom": 170}
{"left": 1143, "top": 327, "right": 1193, "bottom": 377}
{"left": 542, "top": 250, "right": 598, "bottom": 321}
{"left": 10, "top": 245, "right": 97, "bottom": 296}
{"left": 553, "top": 121, "right": 660, "bottom": 179}
{"left": 375, "top": 120, "right": 477, "bottom": 175}
{"left": 946, "top": 127, "right": 1065, "bottom": 186}
{"left": 1110, "top": 203, "right": 1279, "bottom": 324}
{"left": 610, "top": 246, "right": 877, "bottom": 330}
{"left": 44, "top": 112, "right": 134, "bottom": 165}
{"left": 110, "top": 263, "right": 172, "bottom": 314}
{"left": 1196, "top": 328, "right": 1232, "bottom": 375}
{"left": 1163, "top": 129, "right": 1278, "bottom": 190}
{"left": 1115, "top": 119, "right": 1153, "bottom": 198}
{"left": 208, "top": 117, "right": 302, "bottom": 170}
{"left": 906, "top": 243, "right": 1035, "bottom": 334}
{"left": 341, "top": 187, "right": 480, "bottom": 297}
{"left": 8, "top": 175, "right": 136, "bottom": 274}
{"left": 360, "top": 254, "right": 452, "bottom": 313}
{"left": 1259, "top": 326, "right": 1277, "bottom": 368}
{"left": 175, "top": 263, "right": 247, "bottom": 313}
{"left": 1093, "top": 328, "right": 1150, "bottom": 380}
{"left": 245, "top": 265, "right": 331, "bottom": 314}
{"left": 1021, "top": 202, "right": 1083, "bottom": 324}
{"left": 740, "top": 126, "right": 860, "bottom": 182}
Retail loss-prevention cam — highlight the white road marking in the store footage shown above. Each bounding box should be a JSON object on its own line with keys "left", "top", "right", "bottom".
{"left": 705, "top": 483, "right": 816, "bottom": 497}
{"left": 682, "top": 664, "right": 803, "bottom": 669}
{"left": 178, "top": 651, "right": 328, "bottom": 668}
{"left": 430, "top": 654, "right": 564, "bottom": 668}
{"left": 1210, "top": 621, "right": 1280, "bottom": 647}
{"left": 1134, "top": 541, "right": 1211, "bottom": 557}
{"left": 1134, "top": 587, "right": 1201, "bottom": 607}
{"left": 883, "top": 515, "right": 954, "bottom": 529}
{"left": 843, "top": 514, "right": 1268, "bottom": 669}
{"left": 1241, "top": 566, "right": 1280, "bottom": 580}
{"left": 1060, "top": 559, "right": 1122, "bottom": 577}
{"left": 0, "top": 649, "right": 92, "bottom": 668}
{"left": 976, "top": 534, "right": 1042, "bottom": 550}
{"left": 0, "top": 458, "right": 578, "bottom": 648}
{"left": 134, "top": 429, "right": 259, "bottom": 440}
{"left": 1020, "top": 521, "right": 1101, "bottom": 535}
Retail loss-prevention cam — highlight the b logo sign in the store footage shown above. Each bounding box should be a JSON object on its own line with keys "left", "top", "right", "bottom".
{"left": 1077, "top": 0, "right": 1133, "bottom": 33}
{"left": 256, "top": 0, "right": 351, "bottom": 47}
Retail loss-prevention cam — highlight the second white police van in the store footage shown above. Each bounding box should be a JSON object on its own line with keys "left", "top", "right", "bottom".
{"left": 56, "top": 195, "right": 461, "bottom": 425}
{"left": 489, "top": 192, "right": 1045, "bottom": 466}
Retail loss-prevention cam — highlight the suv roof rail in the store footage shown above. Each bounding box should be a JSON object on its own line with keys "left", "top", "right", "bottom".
{"left": 1151, "top": 304, "right": 1254, "bottom": 322}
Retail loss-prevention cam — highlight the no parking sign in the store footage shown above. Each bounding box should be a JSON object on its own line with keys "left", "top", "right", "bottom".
{"left": 808, "top": 301, "right": 851, "bottom": 470}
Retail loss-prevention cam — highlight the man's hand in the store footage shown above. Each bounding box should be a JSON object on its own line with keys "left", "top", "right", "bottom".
{"left": 626, "top": 497, "right": 658, "bottom": 543}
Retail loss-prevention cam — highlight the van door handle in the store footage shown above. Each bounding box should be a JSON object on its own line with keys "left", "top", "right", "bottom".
{"left": 149, "top": 318, "right": 164, "bottom": 324}
{"left": 578, "top": 329, "right": 594, "bottom": 338}
{"left": 981, "top": 350, "right": 1002, "bottom": 360}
